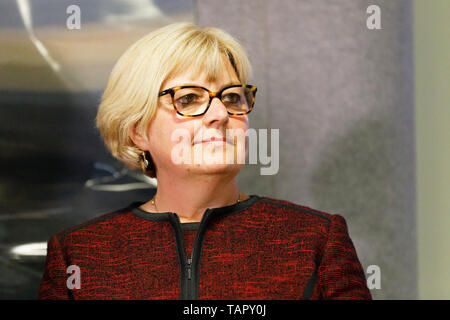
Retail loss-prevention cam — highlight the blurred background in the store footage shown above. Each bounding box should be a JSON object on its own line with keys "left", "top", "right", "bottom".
{"left": 0, "top": 0, "right": 448, "bottom": 299}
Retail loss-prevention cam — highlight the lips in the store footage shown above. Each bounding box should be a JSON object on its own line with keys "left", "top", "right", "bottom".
{"left": 193, "top": 137, "right": 229, "bottom": 145}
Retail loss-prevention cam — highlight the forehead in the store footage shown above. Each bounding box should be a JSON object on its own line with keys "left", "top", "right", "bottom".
{"left": 162, "top": 56, "right": 240, "bottom": 90}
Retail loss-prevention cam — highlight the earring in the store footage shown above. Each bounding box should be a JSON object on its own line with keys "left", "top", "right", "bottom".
{"left": 141, "top": 151, "right": 150, "bottom": 171}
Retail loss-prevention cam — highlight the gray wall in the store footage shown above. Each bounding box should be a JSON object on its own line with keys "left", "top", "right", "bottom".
{"left": 197, "top": 0, "right": 416, "bottom": 299}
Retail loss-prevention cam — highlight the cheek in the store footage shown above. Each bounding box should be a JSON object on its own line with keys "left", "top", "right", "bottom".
{"left": 147, "top": 115, "right": 174, "bottom": 156}
{"left": 150, "top": 117, "right": 196, "bottom": 159}
{"left": 230, "top": 117, "right": 248, "bottom": 133}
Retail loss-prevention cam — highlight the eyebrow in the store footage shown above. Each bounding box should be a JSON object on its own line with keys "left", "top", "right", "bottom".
{"left": 169, "top": 82, "right": 242, "bottom": 91}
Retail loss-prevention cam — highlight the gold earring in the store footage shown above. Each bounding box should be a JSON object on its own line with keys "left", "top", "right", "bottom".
{"left": 141, "top": 151, "right": 149, "bottom": 171}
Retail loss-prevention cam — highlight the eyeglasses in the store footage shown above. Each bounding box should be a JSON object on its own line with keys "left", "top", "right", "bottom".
{"left": 158, "top": 84, "right": 257, "bottom": 117}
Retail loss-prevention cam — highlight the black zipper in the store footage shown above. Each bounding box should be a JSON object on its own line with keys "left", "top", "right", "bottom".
{"left": 185, "top": 255, "right": 193, "bottom": 298}
{"left": 183, "top": 209, "right": 208, "bottom": 300}
{"left": 170, "top": 211, "right": 207, "bottom": 300}
{"left": 187, "top": 257, "right": 192, "bottom": 280}
{"left": 163, "top": 196, "right": 259, "bottom": 300}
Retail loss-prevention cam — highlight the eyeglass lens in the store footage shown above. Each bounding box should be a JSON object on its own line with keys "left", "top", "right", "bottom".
{"left": 173, "top": 87, "right": 253, "bottom": 116}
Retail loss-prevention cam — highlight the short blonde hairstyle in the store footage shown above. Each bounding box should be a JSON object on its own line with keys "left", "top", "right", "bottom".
{"left": 96, "top": 22, "right": 252, "bottom": 178}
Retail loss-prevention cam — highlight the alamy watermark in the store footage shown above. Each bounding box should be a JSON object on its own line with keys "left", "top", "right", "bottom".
{"left": 366, "top": 264, "right": 381, "bottom": 290}
{"left": 66, "top": 265, "right": 81, "bottom": 289}
{"left": 169, "top": 127, "right": 279, "bottom": 176}
{"left": 66, "top": 5, "right": 81, "bottom": 30}
{"left": 366, "top": 5, "right": 382, "bottom": 30}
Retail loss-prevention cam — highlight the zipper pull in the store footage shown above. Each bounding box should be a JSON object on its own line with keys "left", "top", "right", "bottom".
{"left": 187, "top": 258, "right": 192, "bottom": 280}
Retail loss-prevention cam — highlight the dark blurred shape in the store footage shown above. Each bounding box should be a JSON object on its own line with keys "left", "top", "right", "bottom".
{"left": 0, "top": 0, "right": 193, "bottom": 299}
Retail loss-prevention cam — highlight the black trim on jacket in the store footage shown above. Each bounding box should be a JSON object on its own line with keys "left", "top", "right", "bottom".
{"left": 131, "top": 195, "right": 261, "bottom": 300}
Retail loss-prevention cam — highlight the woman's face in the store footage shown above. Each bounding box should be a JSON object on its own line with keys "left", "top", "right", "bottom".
{"left": 146, "top": 58, "right": 249, "bottom": 179}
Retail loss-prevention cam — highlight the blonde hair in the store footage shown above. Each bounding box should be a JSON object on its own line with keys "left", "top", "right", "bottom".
{"left": 96, "top": 22, "right": 252, "bottom": 178}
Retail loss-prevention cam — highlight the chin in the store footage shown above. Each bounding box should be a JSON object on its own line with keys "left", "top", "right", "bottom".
{"left": 186, "top": 162, "right": 243, "bottom": 177}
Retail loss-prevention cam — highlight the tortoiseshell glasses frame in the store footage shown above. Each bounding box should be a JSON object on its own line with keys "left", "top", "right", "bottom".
{"left": 158, "top": 84, "right": 257, "bottom": 117}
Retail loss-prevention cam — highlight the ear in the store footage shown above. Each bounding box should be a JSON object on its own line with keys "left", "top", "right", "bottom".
{"left": 129, "top": 122, "right": 149, "bottom": 151}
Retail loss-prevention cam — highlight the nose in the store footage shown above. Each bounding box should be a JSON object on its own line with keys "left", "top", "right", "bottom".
{"left": 202, "top": 97, "right": 229, "bottom": 126}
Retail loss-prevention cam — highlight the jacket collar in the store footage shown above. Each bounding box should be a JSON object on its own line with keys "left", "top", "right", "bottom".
{"left": 130, "top": 195, "right": 260, "bottom": 223}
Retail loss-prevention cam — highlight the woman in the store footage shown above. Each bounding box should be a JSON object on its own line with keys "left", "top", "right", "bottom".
{"left": 38, "top": 23, "right": 371, "bottom": 300}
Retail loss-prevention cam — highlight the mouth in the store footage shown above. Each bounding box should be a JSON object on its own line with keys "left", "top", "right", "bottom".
{"left": 194, "top": 137, "right": 232, "bottom": 145}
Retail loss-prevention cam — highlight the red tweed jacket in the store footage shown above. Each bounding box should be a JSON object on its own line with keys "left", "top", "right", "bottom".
{"left": 38, "top": 195, "right": 371, "bottom": 300}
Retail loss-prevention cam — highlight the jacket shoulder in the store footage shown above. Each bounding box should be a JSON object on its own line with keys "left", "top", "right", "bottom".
{"left": 52, "top": 204, "right": 136, "bottom": 244}
{"left": 256, "top": 196, "right": 333, "bottom": 223}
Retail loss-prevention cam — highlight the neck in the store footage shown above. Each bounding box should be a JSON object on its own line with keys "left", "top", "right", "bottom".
{"left": 146, "top": 171, "right": 245, "bottom": 223}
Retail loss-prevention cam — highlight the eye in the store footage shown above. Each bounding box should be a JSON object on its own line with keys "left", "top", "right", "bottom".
{"left": 222, "top": 93, "right": 241, "bottom": 104}
{"left": 177, "top": 93, "right": 199, "bottom": 105}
